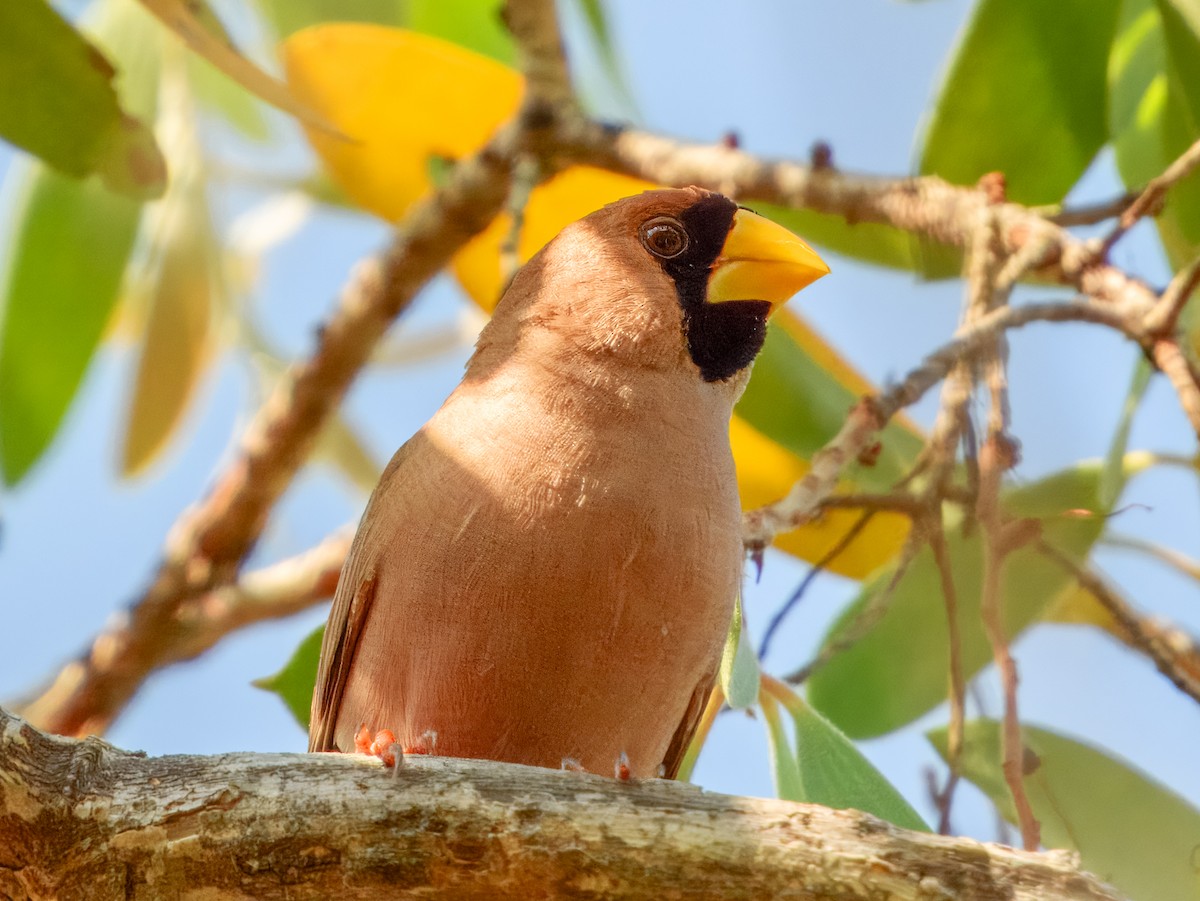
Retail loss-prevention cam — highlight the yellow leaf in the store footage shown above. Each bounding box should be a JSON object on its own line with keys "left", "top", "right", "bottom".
{"left": 282, "top": 23, "right": 522, "bottom": 222}
{"left": 120, "top": 180, "right": 215, "bottom": 476}
{"left": 139, "top": 0, "right": 344, "bottom": 139}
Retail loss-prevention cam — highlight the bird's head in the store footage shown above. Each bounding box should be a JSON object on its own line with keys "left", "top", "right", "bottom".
{"left": 474, "top": 186, "right": 829, "bottom": 387}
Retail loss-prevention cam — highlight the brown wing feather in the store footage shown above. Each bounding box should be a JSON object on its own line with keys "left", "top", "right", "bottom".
{"left": 308, "top": 569, "right": 377, "bottom": 751}
{"left": 308, "top": 440, "right": 419, "bottom": 752}
{"left": 659, "top": 672, "right": 718, "bottom": 779}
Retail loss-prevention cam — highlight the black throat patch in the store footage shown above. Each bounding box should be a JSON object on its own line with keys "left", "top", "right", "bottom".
{"left": 658, "top": 194, "right": 772, "bottom": 382}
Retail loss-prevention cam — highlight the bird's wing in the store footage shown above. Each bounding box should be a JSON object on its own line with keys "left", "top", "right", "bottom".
{"left": 659, "top": 671, "right": 718, "bottom": 779}
{"left": 308, "top": 439, "right": 417, "bottom": 752}
{"left": 308, "top": 565, "right": 377, "bottom": 752}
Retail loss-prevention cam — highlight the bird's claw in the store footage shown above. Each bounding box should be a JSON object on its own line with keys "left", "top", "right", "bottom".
{"left": 355, "top": 725, "right": 404, "bottom": 768}
{"left": 614, "top": 751, "right": 632, "bottom": 782}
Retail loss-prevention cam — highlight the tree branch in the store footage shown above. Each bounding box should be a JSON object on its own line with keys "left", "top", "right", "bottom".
{"left": 0, "top": 708, "right": 1118, "bottom": 901}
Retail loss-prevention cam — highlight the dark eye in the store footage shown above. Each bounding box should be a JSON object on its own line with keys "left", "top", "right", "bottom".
{"left": 640, "top": 216, "right": 689, "bottom": 259}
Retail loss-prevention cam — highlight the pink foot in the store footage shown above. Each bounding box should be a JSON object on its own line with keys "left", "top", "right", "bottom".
{"left": 354, "top": 726, "right": 402, "bottom": 768}
{"left": 614, "top": 751, "right": 632, "bottom": 782}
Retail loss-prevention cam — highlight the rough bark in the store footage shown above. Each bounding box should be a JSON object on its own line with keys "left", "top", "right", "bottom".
{"left": 0, "top": 709, "right": 1117, "bottom": 901}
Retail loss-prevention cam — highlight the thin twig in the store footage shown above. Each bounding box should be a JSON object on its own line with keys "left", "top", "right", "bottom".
{"left": 1145, "top": 253, "right": 1200, "bottom": 337}
{"left": 1045, "top": 192, "right": 1137, "bottom": 227}
{"left": 1103, "top": 531, "right": 1200, "bottom": 582}
{"left": 1038, "top": 540, "right": 1200, "bottom": 706}
{"left": 781, "top": 527, "right": 925, "bottom": 686}
{"left": 743, "top": 298, "right": 1143, "bottom": 549}
{"left": 1104, "top": 136, "right": 1200, "bottom": 252}
{"left": 757, "top": 510, "right": 879, "bottom": 662}
{"left": 1150, "top": 339, "right": 1200, "bottom": 437}
{"left": 927, "top": 521, "right": 965, "bottom": 836}
{"left": 977, "top": 436, "right": 1040, "bottom": 851}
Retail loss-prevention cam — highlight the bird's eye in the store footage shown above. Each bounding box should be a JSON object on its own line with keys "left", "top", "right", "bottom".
{"left": 640, "top": 217, "right": 689, "bottom": 259}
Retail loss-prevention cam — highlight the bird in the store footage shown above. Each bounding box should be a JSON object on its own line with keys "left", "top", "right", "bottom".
{"left": 309, "top": 186, "right": 828, "bottom": 779}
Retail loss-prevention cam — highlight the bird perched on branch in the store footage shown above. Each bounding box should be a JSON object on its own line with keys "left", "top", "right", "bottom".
{"left": 309, "top": 187, "right": 828, "bottom": 778}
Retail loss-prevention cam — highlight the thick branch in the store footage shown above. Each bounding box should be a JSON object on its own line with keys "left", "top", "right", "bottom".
{"left": 0, "top": 709, "right": 1117, "bottom": 901}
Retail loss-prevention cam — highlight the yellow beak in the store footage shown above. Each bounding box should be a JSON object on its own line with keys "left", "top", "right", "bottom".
{"left": 707, "top": 208, "right": 829, "bottom": 311}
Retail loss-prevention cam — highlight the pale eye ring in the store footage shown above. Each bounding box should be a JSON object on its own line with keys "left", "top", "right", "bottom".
{"left": 640, "top": 216, "right": 689, "bottom": 259}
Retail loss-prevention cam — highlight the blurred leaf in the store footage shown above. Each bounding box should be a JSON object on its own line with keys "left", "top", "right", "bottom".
{"left": 408, "top": 0, "right": 514, "bottom": 65}
{"left": 760, "top": 203, "right": 963, "bottom": 280}
{"left": 1110, "top": 0, "right": 1200, "bottom": 264}
{"left": 120, "top": 156, "right": 217, "bottom": 475}
{"left": 0, "top": 170, "right": 142, "bottom": 482}
{"left": 1110, "top": 0, "right": 1200, "bottom": 350}
{"left": 568, "top": 0, "right": 636, "bottom": 111}
{"left": 138, "top": 0, "right": 345, "bottom": 137}
{"left": 920, "top": 0, "right": 1120, "bottom": 203}
{"left": 1042, "top": 583, "right": 1121, "bottom": 632}
{"left": 254, "top": 624, "right": 323, "bottom": 729}
{"left": 760, "top": 687, "right": 804, "bottom": 801}
{"left": 1157, "top": 0, "right": 1200, "bottom": 123}
{"left": 808, "top": 456, "right": 1152, "bottom": 738}
{"left": 929, "top": 720, "right": 1200, "bottom": 901}
{"left": 185, "top": 52, "right": 269, "bottom": 141}
{"left": 0, "top": 0, "right": 165, "bottom": 197}
{"left": 1100, "top": 356, "right": 1153, "bottom": 509}
{"left": 256, "top": 0, "right": 405, "bottom": 38}
{"left": 719, "top": 596, "right": 760, "bottom": 710}
{"left": 761, "top": 677, "right": 929, "bottom": 831}
{"left": 282, "top": 24, "right": 523, "bottom": 222}
{"left": 0, "top": 0, "right": 162, "bottom": 484}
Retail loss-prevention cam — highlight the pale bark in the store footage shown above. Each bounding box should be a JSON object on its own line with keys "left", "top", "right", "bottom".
{"left": 0, "top": 709, "right": 1117, "bottom": 901}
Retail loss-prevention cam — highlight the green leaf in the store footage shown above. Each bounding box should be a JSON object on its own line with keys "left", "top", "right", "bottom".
{"left": 762, "top": 679, "right": 929, "bottom": 832}
{"left": 760, "top": 689, "right": 804, "bottom": 802}
{"left": 1100, "top": 356, "right": 1153, "bottom": 509}
{"left": 1156, "top": 0, "right": 1200, "bottom": 124}
{"left": 760, "top": 203, "right": 964, "bottom": 280}
{"left": 929, "top": 720, "right": 1200, "bottom": 901}
{"left": 807, "top": 457, "right": 1151, "bottom": 738}
{"left": 0, "top": 167, "right": 142, "bottom": 483}
{"left": 0, "top": 0, "right": 165, "bottom": 198}
{"left": 408, "top": 0, "right": 515, "bottom": 66}
{"left": 919, "top": 0, "right": 1121, "bottom": 203}
{"left": 1109, "top": 0, "right": 1200, "bottom": 270}
{"left": 0, "top": 0, "right": 161, "bottom": 484}
{"left": 568, "top": 0, "right": 636, "bottom": 111}
{"left": 719, "top": 595, "right": 759, "bottom": 710}
{"left": 254, "top": 624, "right": 324, "bottom": 729}
{"left": 255, "top": 0, "right": 405, "bottom": 37}
{"left": 737, "top": 322, "right": 926, "bottom": 492}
